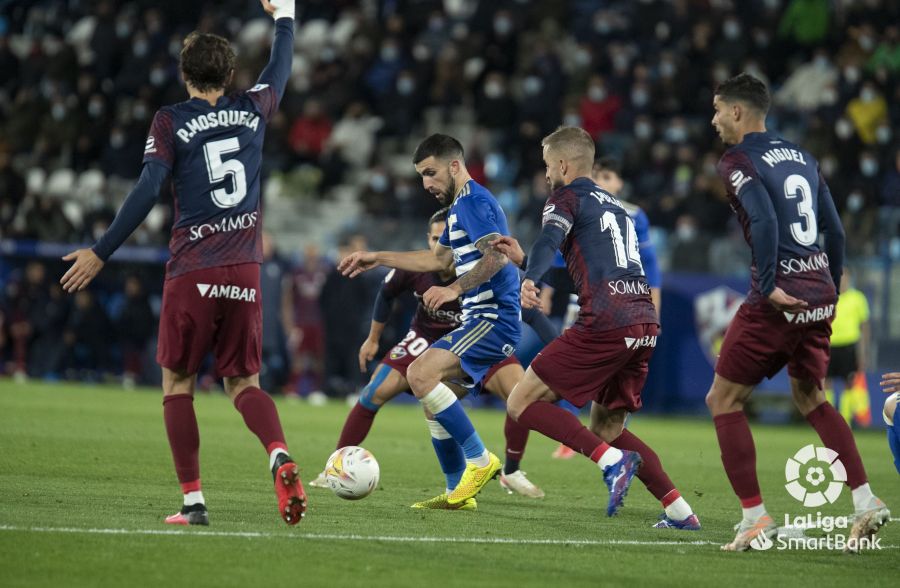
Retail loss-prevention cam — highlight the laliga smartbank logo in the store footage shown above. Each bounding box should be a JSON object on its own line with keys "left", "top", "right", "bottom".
{"left": 748, "top": 445, "right": 882, "bottom": 552}
{"left": 784, "top": 444, "right": 846, "bottom": 507}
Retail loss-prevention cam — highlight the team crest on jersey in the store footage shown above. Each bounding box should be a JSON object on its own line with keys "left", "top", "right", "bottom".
{"left": 144, "top": 135, "right": 156, "bottom": 154}
{"left": 389, "top": 346, "right": 407, "bottom": 360}
{"left": 694, "top": 286, "right": 745, "bottom": 365}
{"left": 502, "top": 344, "right": 515, "bottom": 357}
{"left": 729, "top": 170, "right": 751, "bottom": 192}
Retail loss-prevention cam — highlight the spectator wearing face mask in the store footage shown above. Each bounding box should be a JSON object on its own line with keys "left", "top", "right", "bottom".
{"left": 846, "top": 82, "right": 888, "bottom": 144}
{"left": 579, "top": 75, "right": 621, "bottom": 140}
{"left": 776, "top": 50, "right": 839, "bottom": 112}
{"left": 778, "top": 0, "right": 832, "bottom": 48}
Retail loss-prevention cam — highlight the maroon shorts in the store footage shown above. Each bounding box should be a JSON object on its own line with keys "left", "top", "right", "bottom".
{"left": 715, "top": 301, "right": 833, "bottom": 387}
{"left": 381, "top": 328, "right": 433, "bottom": 377}
{"left": 157, "top": 263, "right": 262, "bottom": 377}
{"left": 531, "top": 323, "right": 658, "bottom": 411}
{"left": 380, "top": 329, "right": 521, "bottom": 389}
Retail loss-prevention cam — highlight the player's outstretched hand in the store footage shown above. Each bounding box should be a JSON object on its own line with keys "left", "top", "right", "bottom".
{"left": 490, "top": 236, "right": 525, "bottom": 268}
{"left": 358, "top": 338, "right": 379, "bottom": 373}
{"left": 881, "top": 373, "right": 900, "bottom": 394}
{"left": 423, "top": 285, "right": 460, "bottom": 312}
{"left": 60, "top": 248, "right": 105, "bottom": 293}
{"left": 259, "top": 0, "right": 295, "bottom": 19}
{"left": 767, "top": 287, "right": 808, "bottom": 313}
{"left": 520, "top": 279, "right": 541, "bottom": 309}
{"left": 339, "top": 251, "right": 378, "bottom": 278}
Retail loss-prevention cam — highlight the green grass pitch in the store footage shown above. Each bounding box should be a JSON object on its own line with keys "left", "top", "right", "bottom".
{"left": 1, "top": 382, "right": 896, "bottom": 587}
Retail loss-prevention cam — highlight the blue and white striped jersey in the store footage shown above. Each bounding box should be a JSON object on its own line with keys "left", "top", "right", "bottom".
{"left": 438, "top": 180, "right": 521, "bottom": 329}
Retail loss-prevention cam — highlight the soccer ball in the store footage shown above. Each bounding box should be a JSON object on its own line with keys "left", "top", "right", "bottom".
{"left": 324, "top": 446, "right": 380, "bottom": 500}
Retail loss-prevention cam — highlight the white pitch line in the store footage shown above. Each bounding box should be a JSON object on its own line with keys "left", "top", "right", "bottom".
{"left": 0, "top": 525, "right": 716, "bottom": 547}
{"left": 0, "top": 525, "right": 896, "bottom": 549}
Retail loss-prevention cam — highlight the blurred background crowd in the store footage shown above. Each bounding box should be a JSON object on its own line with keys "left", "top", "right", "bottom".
{"left": 0, "top": 0, "right": 898, "bottom": 398}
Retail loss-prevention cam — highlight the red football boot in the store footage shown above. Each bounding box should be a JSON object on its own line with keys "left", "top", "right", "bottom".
{"left": 273, "top": 454, "right": 307, "bottom": 525}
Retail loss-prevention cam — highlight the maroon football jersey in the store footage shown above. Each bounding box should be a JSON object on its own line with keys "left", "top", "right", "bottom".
{"left": 382, "top": 268, "right": 462, "bottom": 341}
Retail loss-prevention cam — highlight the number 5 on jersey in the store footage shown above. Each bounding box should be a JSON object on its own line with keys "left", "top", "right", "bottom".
{"left": 204, "top": 137, "right": 247, "bottom": 208}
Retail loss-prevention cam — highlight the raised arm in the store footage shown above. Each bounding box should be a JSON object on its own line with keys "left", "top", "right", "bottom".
{"left": 257, "top": 1, "right": 295, "bottom": 103}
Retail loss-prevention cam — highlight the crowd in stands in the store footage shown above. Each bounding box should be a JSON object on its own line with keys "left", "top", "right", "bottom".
{"left": 1, "top": 0, "right": 899, "bottom": 386}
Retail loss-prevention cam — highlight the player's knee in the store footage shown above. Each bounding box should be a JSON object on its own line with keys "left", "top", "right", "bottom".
{"left": 506, "top": 391, "right": 527, "bottom": 421}
{"left": 406, "top": 360, "right": 431, "bottom": 397}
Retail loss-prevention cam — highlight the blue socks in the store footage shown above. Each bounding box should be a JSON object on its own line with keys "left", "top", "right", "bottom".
{"left": 420, "top": 383, "right": 487, "bottom": 462}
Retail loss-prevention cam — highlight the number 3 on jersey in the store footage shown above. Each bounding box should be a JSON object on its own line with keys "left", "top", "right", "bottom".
{"left": 203, "top": 137, "right": 247, "bottom": 208}
{"left": 783, "top": 173, "right": 817, "bottom": 246}
{"left": 600, "top": 211, "right": 643, "bottom": 271}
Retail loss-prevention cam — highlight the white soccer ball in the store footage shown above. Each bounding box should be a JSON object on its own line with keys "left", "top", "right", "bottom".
{"left": 324, "top": 446, "right": 380, "bottom": 500}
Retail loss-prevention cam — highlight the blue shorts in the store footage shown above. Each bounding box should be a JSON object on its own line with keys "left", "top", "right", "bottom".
{"left": 431, "top": 318, "right": 519, "bottom": 391}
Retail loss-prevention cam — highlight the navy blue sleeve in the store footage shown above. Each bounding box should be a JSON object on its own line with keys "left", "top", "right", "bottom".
{"left": 521, "top": 306, "right": 560, "bottom": 344}
{"left": 372, "top": 287, "right": 392, "bottom": 323}
{"left": 737, "top": 182, "right": 779, "bottom": 297}
{"left": 524, "top": 225, "right": 567, "bottom": 284}
{"left": 816, "top": 176, "right": 845, "bottom": 291}
{"left": 258, "top": 18, "right": 293, "bottom": 102}
{"left": 92, "top": 162, "right": 169, "bottom": 261}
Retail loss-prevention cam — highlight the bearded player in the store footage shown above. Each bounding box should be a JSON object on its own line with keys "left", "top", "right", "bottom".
{"left": 310, "top": 208, "right": 548, "bottom": 504}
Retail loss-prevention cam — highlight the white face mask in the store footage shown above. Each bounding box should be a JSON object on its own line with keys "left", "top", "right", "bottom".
{"left": 484, "top": 82, "right": 503, "bottom": 99}
{"left": 397, "top": 77, "right": 415, "bottom": 95}
{"left": 835, "top": 118, "right": 854, "bottom": 140}
{"left": 860, "top": 158, "right": 878, "bottom": 177}
{"left": 659, "top": 61, "right": 676, "bottom": 78}
{"left": 677, "top": 224, "right": 697, "bottom": 240}
{"left": 875, "top": 125, "right": 892, "bottom": 144}
{"left": 846, "top": 192, "right": 864, "bottom": 212}
{"left": 574, "top": 48, "right": 592, "bottom": 67}
{"left": 380, "top": 45, "right": 399, "bottom": 62}
{"left": 563, "top": 114, "right": 581, "bottom": 127}
{"left": 632, "top": 89, "right": 649, "bottom": 107}
{"left": 859, "top": 87, "right": 876, "bottom": 102}
{"left": 523, "top": 76, "right": 543, "bottom": 96}
{"left": 723, "top": 21, "right": 741, "bottom": 40}
{"left": 588, "top": 86, "right": 606, "bottom": 102}
{"left": 635, "top": 121, "right": 653, "bottom": 140}
{"left": 844, "top": 66, "right": 861, "bottom": 84}
{"left": 494, "top": 17, "right": 513, "bottom": 36}
{"left": 150, "top": 68, "right": 166, "bottom": 86}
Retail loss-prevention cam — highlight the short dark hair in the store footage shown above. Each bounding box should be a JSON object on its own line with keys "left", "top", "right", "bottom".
{"left": 593, "top": 156, "right": 621, "bottom": 175}
{"left": 429, "top": 206, "right": 450, "bottom": 226}
{"left": 715, "top": 72, "right": 770, "bottom": 115}
{"left": 413, "top": 134, "right": 464, "bottom": 164}
{"left": 180, "top": 32, "right": 235, "bottom": 92}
